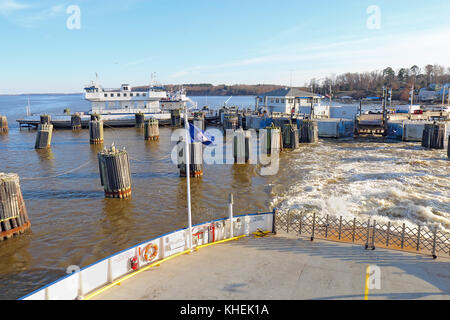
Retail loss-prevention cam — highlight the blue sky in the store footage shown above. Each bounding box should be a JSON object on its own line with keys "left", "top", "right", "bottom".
{"left": 0, "top": 0, "right": 449, "bottom": 93}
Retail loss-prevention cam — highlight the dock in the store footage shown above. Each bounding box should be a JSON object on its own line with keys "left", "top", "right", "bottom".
{"left": 92, "top": 234, "right": 450, "bottom": 300}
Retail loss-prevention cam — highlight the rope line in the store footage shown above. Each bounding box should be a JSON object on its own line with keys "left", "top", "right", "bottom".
{"left": 21, "top": 160, "right": 92, "bottom": 181}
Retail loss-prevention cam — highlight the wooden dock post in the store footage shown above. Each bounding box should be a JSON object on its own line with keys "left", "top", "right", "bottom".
{"left": 282, "top": 123, "right": 299, "bottom": 149}
{"left": 89, "top": 119, "right": 104, "bottom": 145}
{"left": 233, "top": 128, "right": 252, "bottom": 164}
{"left": 298, "top": 119, "right": 318, "bottom": 143}
{"left": 193, "top": 112, "right": 205, "bottom": 131}
{"left": 98, "top": 145, "right": 132, "bottom": 199}
{"left": 144, "top": 118, "right": 159, "bottom": 141}
{"left": 71, "top": 114, "right": 82, "bottom": 131}
{"left": 35, "top": 123, "right": 53, "bottom": 149}
{"left": 135, "top": 113, "right": 145, "bottom": 128}
{"left": 0, "top": 173, "right": 31, "bottom": 240}
{"left": 0, "top": 115, "right": 8, "bottom": 133}
{"left": 177, "top": 139, "right": 203, "bottom": 178}
{"left": 263, "top": 125, "right": 282, "bottom": 155}
{"left": 171, "top": 109, "right": 182, "bottom": 128}
{"left": 223, "top": 115, "right": 238, "bottom": 131}
{"left": 40, "top": 114, "right": 51, "bottom": 125}
{"left": 422, "top": 123, "right": 445, "bottom": 149}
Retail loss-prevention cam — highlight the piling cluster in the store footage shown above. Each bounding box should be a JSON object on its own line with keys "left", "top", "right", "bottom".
{"left": 282, "top": 123, "right": 299, "bottom": 149}
{"left": 422, "top": 123, "right": 445, "bottom": 149}
{"left": 171, "top": 109, "right": 182, "bottom": 127}
{"left": 177, "top": 138, "right": 203, "bottom": 177}
{"left": 0, "top": 173, "right": 31, "bottom": 240}
{"left": 223, "top": 115, "right": 238, "bottom": 131}
{"left": 298, "top": 120, "right": 319, "bottom": 143}
{"left": 135, "top": 113, "right": 145, "bottom": 128}
{"left": 193, "top": 112, "right": 205, "bottom": 131}
{"left": 144, "top": 119, "right": 159, "bottom": 141}
{"left": 98, "top": 145, "right": 132, "bottom": 199}
{"left": 71, "top": 114, "right": 82, "bottom": 131}
{"left": 40, "top": 115, "right": 51, "bottom": 125}
{"left": 233, "top": 128, "right": 252, "bottom": 163}
{"left": 0, "top": 115, "right": 8, "bottom": 133}
{"left": 89, "top": 115, "right": 104, "bottom": 145}
{"left": 35, "top": 123, "right": 53, "bottom": 149}
{"left": 263, "top": 126, "right": 282, "bottom": 155}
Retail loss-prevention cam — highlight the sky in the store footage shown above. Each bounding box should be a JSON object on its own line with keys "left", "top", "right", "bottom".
{"left": 0, "top": 0, "right": 449, "bottom": 94}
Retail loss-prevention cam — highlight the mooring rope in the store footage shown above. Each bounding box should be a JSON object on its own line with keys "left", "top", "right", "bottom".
{"left": 21, "top": 160, "right": 92, "bottom": 181}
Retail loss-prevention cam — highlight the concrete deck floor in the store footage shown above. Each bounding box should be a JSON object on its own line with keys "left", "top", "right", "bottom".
{"left": 94, "top": 234, "right": 450, "bottom": 300}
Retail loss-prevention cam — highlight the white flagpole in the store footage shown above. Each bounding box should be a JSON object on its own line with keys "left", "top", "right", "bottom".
{"left": 184, "top": 105, "right": 193, "bottom": 250}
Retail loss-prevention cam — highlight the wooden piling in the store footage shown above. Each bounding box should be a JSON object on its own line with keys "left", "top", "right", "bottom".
{"left": 40, "top": 114, "right": 51, "bottom": 125}
{"left": 233, "top": 128, "right": 252, "bottom": 163}
{"left": 282, "top": 123, "right": 299, "bottom": 149}
{"left": 144, "top": 119, "right": 159, "bottom": 141}
{"left": 177, "top": 139, "right": 203, "bottom": 178}
{"left": 0, "top": 173, "right": 31, "bottom": 241}
{"left": 263, "top": 125, "right": 282, "bottom": 155}
{"left": 193, "top": 112, "right": 205, "bottom": 131}
{"left": 98, "top": 145, "right": 132, "bottom": 199}
{"left": 35, "top": 123, "right": 53, "bottom": 149}
{"left": 71, "top": 114, "right": 82, "bottom": 131}
{"left": 0, "top": 115, "right": 8, "bottom": 133}
{"left": 298, "top": 120, "right": 319, "bottom": 143}
{"left": 448, "top": 135, "right": 450, "bottom": 158}
{"left": 171, "top": 109, "right": 182, "bottom": 127}
{"left": 223, "top": 115, "right": 238, "bottom": 131}
{"left": 89, "top": 120, "right": 104, "bottom": 144}
{"left": 135, "top": 113, "right": 145, "bottom": 128}
{"left": 422, "top": 123, "right": 445, "bottom": 149}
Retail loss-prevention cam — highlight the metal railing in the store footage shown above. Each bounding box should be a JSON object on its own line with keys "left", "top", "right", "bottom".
{"left": 275, "top": 211, "right": 450, "bottom": 259}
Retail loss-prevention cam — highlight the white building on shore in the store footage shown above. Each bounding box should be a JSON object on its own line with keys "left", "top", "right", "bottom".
{"left": 256, "top": 88, "right": 323, "bottom": 114}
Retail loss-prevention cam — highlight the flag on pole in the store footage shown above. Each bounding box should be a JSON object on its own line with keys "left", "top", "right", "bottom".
{"left": 189, "top": 123, "right": 215, "bottom": 146}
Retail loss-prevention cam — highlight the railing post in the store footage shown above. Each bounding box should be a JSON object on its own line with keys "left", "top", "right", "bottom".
{"left": 338, "top": 216, "right": 343, "bottom": 240}
{"left": 386, "top": 221, "right": 391, "bottom": 247}
{"left": 287, "top": 210, "right": 291, "bottom": 234}
{"left": 107, "top": 258, "right": 113, "bottom": 283}
{"left": 352, "top": 218, "right": 356, "bottom": 242}
{"left": 272, "top": 209, "right": 277, "bottom": 235}
{"left": 228, "top": 193, "right": 234, "bottom": 239}
{"left": 371, "top": 220, "right": 376, "bottom": 250}
{"left": 325, "top": 215, "right": 329, "bottom": 238}
{"left": 365, "top": 218, "right": 371, "bottom": 249}
{"left": 432, "top": 225, "right": 438, "bottom": 259}
{"left": 298, "top": 212, "right": 303, "bottom": 235}
{"left": 401, "top": 223, "right": 406, "bottom": 249}
{"left": 416, "top": 225, "right": 421, "bottom": 252}
{"left": 311, "top": 212, "right": 316, "bottom": 241}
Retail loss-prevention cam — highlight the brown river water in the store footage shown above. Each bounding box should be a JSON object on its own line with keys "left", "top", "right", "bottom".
{"left": 0, "top": 96, "right": 449, "bottom": 300}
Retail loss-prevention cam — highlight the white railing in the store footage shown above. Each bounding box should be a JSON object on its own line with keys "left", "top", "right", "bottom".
{"left": 20, "top": 211, "right": 274, "bottom": 300}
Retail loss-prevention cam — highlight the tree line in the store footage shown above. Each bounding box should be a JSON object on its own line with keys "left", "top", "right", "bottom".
{"left": 309, "top": 64, "right": 450, "bottom": 100}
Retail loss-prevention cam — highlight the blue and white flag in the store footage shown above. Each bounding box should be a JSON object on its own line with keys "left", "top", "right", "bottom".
{"left": 189, "top": 123, "right": 215, "bottom": 146}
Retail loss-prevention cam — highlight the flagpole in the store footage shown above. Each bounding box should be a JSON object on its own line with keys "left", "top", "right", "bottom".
{"left": 184, "top": 105, "right": 193, "bottom": 250}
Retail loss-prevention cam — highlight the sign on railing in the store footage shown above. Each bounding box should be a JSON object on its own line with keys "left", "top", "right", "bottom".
{"left": 275, "top": 211, "right": 449, "bottom": 259}
{"left": 21, "top": 211, "right": 274, "bottom": 300}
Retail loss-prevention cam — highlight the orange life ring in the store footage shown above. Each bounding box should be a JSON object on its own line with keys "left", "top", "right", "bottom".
{"left": 142, "top": 243, "right": 158, "bottom": 262}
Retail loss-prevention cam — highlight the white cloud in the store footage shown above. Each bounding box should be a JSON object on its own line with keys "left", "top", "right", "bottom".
{"left": 0, "top": 0, "right": 28, "bottom": 15}
{"left": 168, "top": 26, "right": 450, "bottom": 85}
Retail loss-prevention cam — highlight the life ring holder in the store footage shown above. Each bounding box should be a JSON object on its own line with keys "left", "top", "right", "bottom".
{"left": 142, "top": 243, "right": 158, "bottom": 262}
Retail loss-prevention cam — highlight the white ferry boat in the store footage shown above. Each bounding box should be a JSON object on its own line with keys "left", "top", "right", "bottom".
{"left": 17, "top": 81, "right": 195, "bottom": 128}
